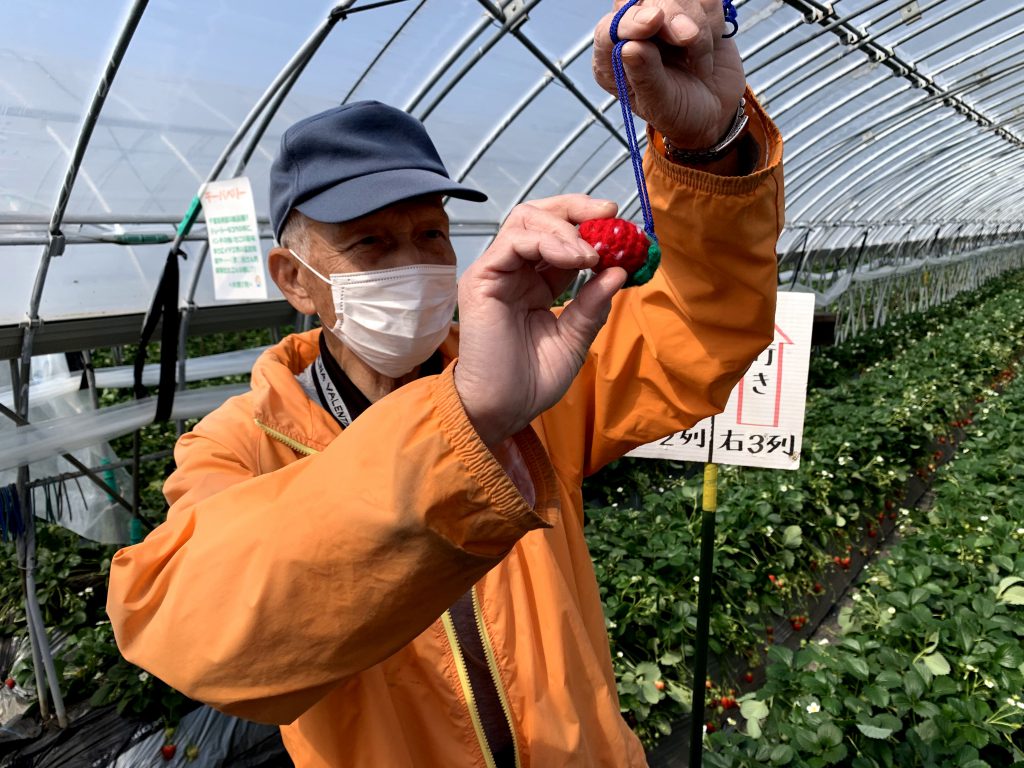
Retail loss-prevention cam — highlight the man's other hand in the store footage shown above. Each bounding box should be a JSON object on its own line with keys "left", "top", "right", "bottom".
{"left": 454, "top": 195, "right": 626, "bottom": 448}
{"left": 592, "top": 0, "right": 746, "bottom": 152}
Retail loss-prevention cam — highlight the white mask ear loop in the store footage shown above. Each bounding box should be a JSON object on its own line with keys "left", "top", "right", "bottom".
{"left": 288, "top": 249, "right": 332, "bottom": 284}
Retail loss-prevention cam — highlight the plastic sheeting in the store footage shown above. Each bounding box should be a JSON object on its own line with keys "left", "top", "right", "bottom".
{"left": 0, "top": 383, "right": 247, "bottom": 474}
{"left": 0, "top": 348, "right": 265, "bottom": 412}
{"left": 4, "top": 0, "right": 1024, "bottom": 332}
{"left": 779, "top": 243, "right": 1022, "bottom": 308}
{"left": 0, "top": 354, "right": 134, "bottom": 543}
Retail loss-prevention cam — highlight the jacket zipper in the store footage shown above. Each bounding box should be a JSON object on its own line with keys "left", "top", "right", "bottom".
{"left": 472, "top": 586, "right": 521, "bottom": 768}
{"left": 441, "top": 610, "right": 498, "bottom": 768}
{"left": 255, "top": 418, "right": 320, "bottom": 455}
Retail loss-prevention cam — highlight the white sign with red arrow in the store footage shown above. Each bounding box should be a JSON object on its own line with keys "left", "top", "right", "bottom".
{"left": 627, "top": 291, "right": 816, "bottom": 470}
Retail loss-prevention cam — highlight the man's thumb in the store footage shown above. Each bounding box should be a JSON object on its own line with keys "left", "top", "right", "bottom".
{"left": 557, "top": 269, "right": 626, "bottom": 352}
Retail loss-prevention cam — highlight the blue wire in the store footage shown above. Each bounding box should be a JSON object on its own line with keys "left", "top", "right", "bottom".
{"left": 608, "top": 1, "right": 741, "bottom": 242}
{"left": 610, "top": 0, "right": 657, "bottom": 243}
{"left": 723, "top": 0, "right": 739, "bottom": 38}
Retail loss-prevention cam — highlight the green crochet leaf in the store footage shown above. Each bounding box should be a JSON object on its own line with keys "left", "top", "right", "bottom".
{"left": 625, "top": 239, "right": 661, "bottom": 287}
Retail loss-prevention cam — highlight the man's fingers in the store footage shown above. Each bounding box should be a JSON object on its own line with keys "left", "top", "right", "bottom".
{"left": 515, "top": 195, "right": 619, "bottom": 226}
{"left": 593, "top": 3, "right": 665, "bottom": 93}
{"left": 477, "top": 225, "right": 591, "bottom": 277}
{"left": 665, "top": 9, "right": 715, "bottom": 81}
{"left": 620, "top": 39, "right": 676, "bottom": 115}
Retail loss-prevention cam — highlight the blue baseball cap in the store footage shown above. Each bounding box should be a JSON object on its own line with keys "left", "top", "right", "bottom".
{"left": 269, "top": 101, "right": 487, "bottom": 242}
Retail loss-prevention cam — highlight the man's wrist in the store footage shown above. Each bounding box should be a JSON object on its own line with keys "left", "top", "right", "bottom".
{"left": 663, "top": 98, "right": 749, "bottom": 166}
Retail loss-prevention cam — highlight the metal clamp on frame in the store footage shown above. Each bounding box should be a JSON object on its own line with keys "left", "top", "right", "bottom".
{"left": 46, "top": 231, "right": 66, "bottom": 258}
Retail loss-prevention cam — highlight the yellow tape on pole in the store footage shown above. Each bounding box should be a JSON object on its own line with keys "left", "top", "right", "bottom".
{"left": 702, "top": 463, "right": 718, "bottom": 513}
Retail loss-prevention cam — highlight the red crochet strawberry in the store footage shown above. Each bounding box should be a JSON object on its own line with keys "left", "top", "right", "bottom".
{"left": 578, "top": 218, "right": 661, "bottom": 287}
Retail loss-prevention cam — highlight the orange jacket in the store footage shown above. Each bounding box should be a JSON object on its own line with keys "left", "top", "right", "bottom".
{"left": 108, "top": 99, "right": 782, "bottom": 767}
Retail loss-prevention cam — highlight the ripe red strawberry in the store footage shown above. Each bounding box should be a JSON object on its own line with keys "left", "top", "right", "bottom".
{"left": 706, "top": 721, "right": 717, "bottom": 733}
{"left": 161, "top": 744, "right": 177, "bottom": 761}
{"left": 4, "top": 678, "right": 14, "bottom": 689}
{"left": 744, "top": 672, "right": 754, "bottom": 684}
{"left": 578, "top": 218, "right": 655, "bottom": 277}
{"left": 813, "top": 582, "right": 824, "bottom": 594}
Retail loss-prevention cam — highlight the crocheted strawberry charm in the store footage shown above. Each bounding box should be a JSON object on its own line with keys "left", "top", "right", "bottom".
{"left": 578, "top": 217, "right": 661, "bottom": 288}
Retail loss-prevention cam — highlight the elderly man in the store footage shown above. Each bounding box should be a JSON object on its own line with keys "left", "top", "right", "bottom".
{"left": 108, "top": 1, "right": 782, "bottom": 766}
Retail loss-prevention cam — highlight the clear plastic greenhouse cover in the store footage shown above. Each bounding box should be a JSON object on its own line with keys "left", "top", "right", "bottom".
{"left": 3, "top": 0, "right": 1024, "bottom": 334}
{"left": 2, "top": 0, "right": 1024, "bottom": 762}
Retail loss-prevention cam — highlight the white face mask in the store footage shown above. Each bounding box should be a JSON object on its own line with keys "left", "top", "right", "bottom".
{"left": 289, "top": 250, "right": 457, "bottom": 378}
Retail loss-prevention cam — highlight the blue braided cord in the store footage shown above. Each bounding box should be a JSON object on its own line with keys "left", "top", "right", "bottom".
{"left": 723, "top": 0, "right": 739, "bottom": 38}
{"left": 609, "top": 0, "right": 658, "bottom": 243}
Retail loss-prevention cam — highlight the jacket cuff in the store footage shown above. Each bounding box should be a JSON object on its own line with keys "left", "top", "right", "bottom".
{"left": 433, "top": 361, "right": 560, "bottom": 536}
{"left": 645, "top": 86, "right": 783, "bottom": 196}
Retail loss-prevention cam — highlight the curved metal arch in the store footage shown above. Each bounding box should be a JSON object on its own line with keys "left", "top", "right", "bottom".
{"left": 11, "top": 0, "right": 152, "bottom": 733}
{"left": 744, "top": 0, "right": 892, "bottom": 82}
{"left": 765, "top": 0, "right": 1024, "bottom": 136}
{"left": 785, "top": 108, "right": 956, "bottom": 222}
{"left": 343, "top": 0, "right": 430, "bottom": 103}
{"left": 403, "top": 13, "right": 494, "bottom": 115}
{"left": 779, "top": 22, "right": 1024, "bottom": 170}
{"left": 501, "top": 96, "right": 619, "bottom": 214}
{"left": 174, "top": 3, "right": 358, "bottom": 396}
{"left": 417, "top": 0, "right": 548, "bottom": 122}
{"left": 809, "top": 109, "right": 1017, "bottom": 224}
{"left": 739, "top": 10, "right": 804, "bottom": 64}
{"left": 784, "top": 55, "right": 1024, "bottom": 203}
{"left": 19, "top": 0, "right": 150, "bottom": 413}
{"left": 783, "top": 87, "right": 938, "bottom": 190}
{"left": 852, "top": 139, "right": 1017, "bottom": 225}
{"left": 865, "top": 131, "right": 1023, "bottom": 222}
{"left": 582, "top": 131, "right": 651, "bottom": 197}
{"left": 825, "top": 130, "right": 996, "bottom": 223}
{"left": 454, "top": 31, "right": 593, "bottom": 183}
{"left": 786, "top": 41, "right": 1024, "bottom": 187}
{"left": 473, "top": 0, "right": 627, "bottom": 147}
{"left": 779, "top": 69, "right": 895, "bottom": 151}
{"left": 926, "top": 159, "right": 1024, "bottom": 222}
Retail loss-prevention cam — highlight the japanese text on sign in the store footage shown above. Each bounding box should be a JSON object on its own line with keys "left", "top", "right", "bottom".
{"left": 627, "top": 292, "right": 815, "bottom": 470}
{"left": 202, "top": 177, "right": 268, "bottom": 301}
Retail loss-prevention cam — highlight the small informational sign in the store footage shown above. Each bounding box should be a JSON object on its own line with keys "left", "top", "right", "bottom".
{"left": 202, "top": 176, "right": 268, "bottom": 301}
{"left": 627, "top": 291, "right": 815, "bottom": 470}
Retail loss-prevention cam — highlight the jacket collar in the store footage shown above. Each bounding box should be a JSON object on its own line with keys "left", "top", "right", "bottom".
{"left": 250, "top": 328, "right": 459, "bottom": 453}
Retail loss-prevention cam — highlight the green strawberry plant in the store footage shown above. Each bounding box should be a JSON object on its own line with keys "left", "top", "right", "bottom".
{"left": 703, "top": 361, "right": 1024, "bottom": 767}
{"left": 586, "top": 269, "right": 1024, "bottom": 745}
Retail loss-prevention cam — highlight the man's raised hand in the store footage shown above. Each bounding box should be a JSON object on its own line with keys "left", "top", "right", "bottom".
{"left": 454, "top": 195, "right": 626, "bottom": 449}
{"left": 592, "top": 0, "right": 746, "bottom": 151}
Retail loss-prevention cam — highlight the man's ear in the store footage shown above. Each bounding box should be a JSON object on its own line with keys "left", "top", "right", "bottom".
{"left": 268, "top": 247, "right": 317, "bottom": 315}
